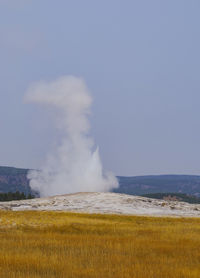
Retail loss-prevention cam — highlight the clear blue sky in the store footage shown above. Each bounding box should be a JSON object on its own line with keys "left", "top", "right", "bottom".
{"left": 0, "top": 0, "right": 200, "bottom": 176}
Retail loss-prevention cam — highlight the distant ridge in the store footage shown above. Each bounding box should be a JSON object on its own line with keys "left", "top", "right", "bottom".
{"left": 114, "top": 175, "right": 200, "bottom": 197}
{"left": 0, "top": 166, "right": 30, "bottom": 194}
{"left": 0, "top": 166, "right": 200, "bottom": 197}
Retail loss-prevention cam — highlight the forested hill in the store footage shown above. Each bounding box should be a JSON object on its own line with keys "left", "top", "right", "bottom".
{"left": 0, "top": 166, "right": 31, "bottom": 194}
{"left": 1, "top": 166, "right": 200, "bottom": 197}
{"left": 114, "top": 175, "right": 200, "bottom": 197}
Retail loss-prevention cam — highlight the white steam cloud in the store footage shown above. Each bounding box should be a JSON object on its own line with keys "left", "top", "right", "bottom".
{"left": 25, "top": 76, "right": 118, "bottom": 197}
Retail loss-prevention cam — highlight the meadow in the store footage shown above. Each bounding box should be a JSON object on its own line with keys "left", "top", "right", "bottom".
{"left": 0, "top": 211, "right": 199, "bottom": 278}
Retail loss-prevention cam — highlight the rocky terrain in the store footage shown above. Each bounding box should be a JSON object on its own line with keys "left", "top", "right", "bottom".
{"left": 0, "top": 192, "right": 200, "bottom": 217}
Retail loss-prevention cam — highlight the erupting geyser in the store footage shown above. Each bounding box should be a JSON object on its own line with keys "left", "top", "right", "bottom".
{"left": 25, "top": 76, "right": 118, "bottom": 197}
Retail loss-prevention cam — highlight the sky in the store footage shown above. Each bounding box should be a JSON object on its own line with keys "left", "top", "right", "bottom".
{"left": 0, "top": 0, "right": 200, "bottom": 176}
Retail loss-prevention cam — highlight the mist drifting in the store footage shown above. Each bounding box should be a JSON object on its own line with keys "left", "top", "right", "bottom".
{"left": 25, "top": 76, "right": 118, "bottom": 197}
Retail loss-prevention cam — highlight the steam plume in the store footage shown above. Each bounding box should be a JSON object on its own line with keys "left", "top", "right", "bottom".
{"left": 25, "top": 76, "right": 118, "bottom": 197}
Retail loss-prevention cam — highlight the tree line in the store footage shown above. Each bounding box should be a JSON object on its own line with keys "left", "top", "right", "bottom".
{"left": 0, "top": 191, "right": 35, "bottom": 202}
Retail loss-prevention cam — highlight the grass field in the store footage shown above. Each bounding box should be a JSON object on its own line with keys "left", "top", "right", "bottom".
{"left": 0, "top": 211, "right": 199, "bottom": 278}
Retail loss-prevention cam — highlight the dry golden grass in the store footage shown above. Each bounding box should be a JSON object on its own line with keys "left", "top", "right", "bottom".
{"left": 0, "top": 211, "right": 199, "bottom": 278}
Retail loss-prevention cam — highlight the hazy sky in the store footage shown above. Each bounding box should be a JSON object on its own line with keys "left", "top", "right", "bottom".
{"left": 0, "top": 0, "right": 200, "bottom": 176}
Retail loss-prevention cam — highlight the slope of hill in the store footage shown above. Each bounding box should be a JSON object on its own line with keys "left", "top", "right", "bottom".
{"left": 0, "top": 192, "right": 200, "bottom": 217}
{"left": 142, "top": 193, "right": 200, "bottom": 204}
{"left": 0, "top": 166, "right": 30, "bottom": 194}
{"left": 114, "top": 175, "right": 200, "bottom": 196}
{"left": 1, "top": 166, "right": 200, "bottom": 197}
